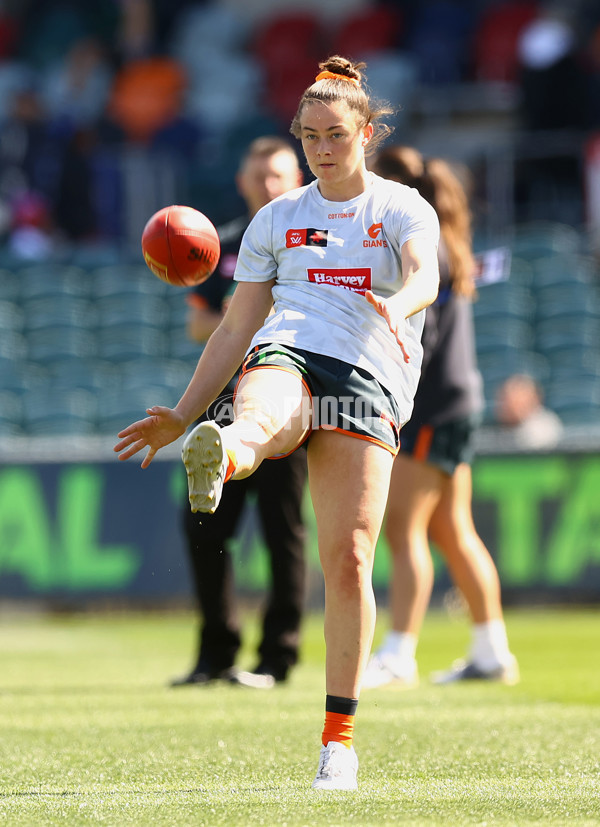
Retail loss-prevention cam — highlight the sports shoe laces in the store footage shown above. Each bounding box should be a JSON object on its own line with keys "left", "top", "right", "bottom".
{"left": 317, "top": 747, "right": 332, "bottom": 778}
{"left": 317, "top": 743, "right": 349, "bottom": 779}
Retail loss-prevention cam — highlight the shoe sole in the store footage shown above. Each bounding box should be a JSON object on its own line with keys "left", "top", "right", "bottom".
{"left": 230, "top": 671, "right": 276, "bottom": 689}
{"left": 431, "top": 674, "right": 520, "bottom": 686}
{"left": 431, "top": 664, "right": 520, "bottom": 686}
{"left": 182, "top": 422, "right": 226, "bottom": 514}
{"left": 312, "top": 780, "right": 358, "bottom": 791}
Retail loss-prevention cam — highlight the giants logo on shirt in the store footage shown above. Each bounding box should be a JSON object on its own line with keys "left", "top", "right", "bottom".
{"left": 286, "top": 228, "right": 329, "bottom": 248}
{"left": 364, "top": 222, "right": 388, "bottom": 248}
{"left": 307, "top": 268, "right": 372, "bottom": 294}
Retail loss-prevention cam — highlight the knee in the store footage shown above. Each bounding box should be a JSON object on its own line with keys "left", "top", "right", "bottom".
{"left": 384, "top": 512, "right": 406, "bottom": 546}
{"left": 323, "top": 540, "right": 373, "bottom": 597}
{"left": 430, "top": 519, "right": 478, "bottom": 561}
{"left": 384, "top": 518, "right": 427, "bottom": 560}
{"left": 238, "top": 404, "right": 279, "bottom": 441}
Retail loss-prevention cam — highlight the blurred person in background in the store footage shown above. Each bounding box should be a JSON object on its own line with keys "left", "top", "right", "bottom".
{"left": 171, "top": 136, "right": 308, "bottom": 691}
{"left": 515, "top": 3, "right": 589, "bottom": 223}
{"left": 7, "top": 190, "right": 55, "bottom": 260}
{"left": 0, "top": 86, "right": 60, "bottom": 204}
{"left": 363, "top": 146, "right": 519, "bottom": 689}
{"left": 40, "top": 37, "right": 112, "bottom": 134}
{"left": 494, "top": 373, "right": 563, "bottom": 450}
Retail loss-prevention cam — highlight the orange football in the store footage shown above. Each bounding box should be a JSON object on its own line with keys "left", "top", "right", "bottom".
{"left": 141, "top": 205, "right": 220, "bottom": 286}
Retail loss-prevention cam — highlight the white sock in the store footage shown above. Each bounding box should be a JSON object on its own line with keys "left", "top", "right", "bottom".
{"left": 469, "top": 620, "right": 512, "bottom": 670}
{"left": 378, "top": 631, "right": 418, "bottom": 662}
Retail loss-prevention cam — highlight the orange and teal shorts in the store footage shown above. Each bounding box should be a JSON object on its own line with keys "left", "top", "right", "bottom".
{"left": 399, "top": 413, "right": 482, "bottom": 475}
{"left": 239, "top": 342, "right": 401, "bottom": 455}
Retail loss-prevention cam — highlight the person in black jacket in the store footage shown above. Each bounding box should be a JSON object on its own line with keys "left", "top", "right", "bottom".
{"left": 363, "top": 146, "right": 519, "bottom": 688}
{"left": 171, "top": 136, "right": 307, "bottom": 689}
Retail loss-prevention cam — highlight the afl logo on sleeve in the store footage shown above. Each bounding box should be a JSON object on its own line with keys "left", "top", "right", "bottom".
{"left": 286, "top": 228, "right": 329, "bottom": 248}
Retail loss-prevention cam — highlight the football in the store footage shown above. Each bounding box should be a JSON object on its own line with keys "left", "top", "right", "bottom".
{"left": 141, "top": 205, "right": 220, "bottom": 287}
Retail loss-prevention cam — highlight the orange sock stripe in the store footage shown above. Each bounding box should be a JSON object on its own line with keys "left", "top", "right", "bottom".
{"left": 322, "top": 711, "right": 355, "bottom": 748}
{"left": 224, "top": 448, "right": 237, "bottom": 482}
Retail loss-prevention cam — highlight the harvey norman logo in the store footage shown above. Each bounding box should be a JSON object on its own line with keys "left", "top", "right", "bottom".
{"left": 307, "top": 268, "right": 372, "bottom": 293}
{"left": 364, "top": 222, "right": 388, "bottom": 247}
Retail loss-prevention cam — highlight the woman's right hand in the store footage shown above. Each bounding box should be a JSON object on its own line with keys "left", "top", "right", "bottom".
{"left": 113, "top": 406, "right": 187, "bottom": 468}
{"left": 365, "top": 290, "right": 410, "bottom": 363}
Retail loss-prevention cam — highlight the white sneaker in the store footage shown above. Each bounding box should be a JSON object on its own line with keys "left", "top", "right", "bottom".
{"left": 182, "top": 421, "right": 228, "bottom": 514}
{"left": 361, "top": 652, "right": 419, "bottom": 690}
{"left": 431, "top": 654, "right": 520, "bottom": 686}
{"left": 312, "top": 741, "right": 358, "bottom": 791}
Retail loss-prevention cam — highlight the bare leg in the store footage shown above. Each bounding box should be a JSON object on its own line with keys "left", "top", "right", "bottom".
{"left": 308, "top": 430, "right": 394, "bottom": 698}
{"left": 427, "top": 463, "right": 518, "bottom": 680}
{"left": 183, "top": 368, "right": 311, "bottom": 514}
{"left": 223, "top": 368, "right": 312, "bottom": 475}
{"left": 429, "top": 464, "right": 502, "bottom": 624}
{"left": 385, "top": 454, "right": 443, "bottom": 635}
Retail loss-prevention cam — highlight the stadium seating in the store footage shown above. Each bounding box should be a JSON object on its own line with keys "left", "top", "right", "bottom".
{"left": 358, "top": 52, "right": 419, "bottom": 129}
{"left": 168, "top": 289, "right": 191, "bottom": 330}
{"left": 0, "top": 389, "right": 23, "bottom": 435}
{"left": 0, "top": 299, "right": 24, "bottom": 332}
{"left": 545, "top": 378, "right": 600, "bottom": 425}
{"left": 21, "top": 387, "right": 97, "bottom": 436}
{"left": 0, "top": 329, "right": 28, "bottom": 365}
{"left": 46, "top": 358, "right": 120, "bottom": 395}
{"left": 168, "top": 3, "right": 251, "bottom": 70}
{"left": 26, "top": 326, "right": 96, "bottom": 364}
{"left": 96, "top": 325, "right": 169, "bottom": 362}
{"left": 1, "top": 216, "right": 598, "bottom": 435}
{"left": 119, "top": 357, "right": 192, "bottom": 397}
{"left": 96, "top": 293, "right": 169, "bottom": 329}
{"left": 0, "top": 268, "right": 20, "bottom": 301}
{"left": 472, "top": 0, "right": 538, "bottom": 83}
{"left": 510, "top": 221, "right": 583, "bottom": 261}
{"left": 252, "top": 11, "right": 323, "bottom": 69}
{"left": 407, "top": 0, "right": 474, "bottom": 84}
{"left": 23, "top": 295, "right": 96, "bottom": 331}
{"left": 474, "top": 279, "right": 535, "bottom": 320}
{"left": 183, "top": 50, "right": 264, "bottom": 135}
{"left": 261, "top": 53, "right": 319, "bottom": 125}
{"left": 474, "top": 315, "right": 535, "bottom": 353}
{"left": 96, "top": 385, "right": 176, "bottom": 435}
{"left": 91, "top": 265, "right": 168, "bottom": 299}
{"left": 19, "top": 265, "right": 91, "bottom": 301}
{"left": 330, "top": 6, "right": 404, "bottom": 59}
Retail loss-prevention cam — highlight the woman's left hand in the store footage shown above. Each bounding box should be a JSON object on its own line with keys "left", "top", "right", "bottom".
{"left": 114, "top": 406, "right": 187, "bottom": 468}
{"left": 365, "top": 290, "right": 410, "bottom": 363}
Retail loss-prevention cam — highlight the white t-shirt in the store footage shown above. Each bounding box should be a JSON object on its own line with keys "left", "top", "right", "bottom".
{"left": 234, "top": 172, "right": 439, "bottom": 423}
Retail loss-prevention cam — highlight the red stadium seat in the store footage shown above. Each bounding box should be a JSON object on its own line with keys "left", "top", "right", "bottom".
{"left": 262, "top": 54, "right": 317, "bottom": 126}
{"left": 473, "top": 1, "right": 538, "bottom": 83}
{"left": 253, "top": 11, "right": 324, "bottom": 69}
{"left": 331, "top": 5, "right": 404, "bottom": 60}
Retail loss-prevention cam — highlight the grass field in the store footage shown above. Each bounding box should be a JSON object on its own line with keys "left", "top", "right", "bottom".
{"left": 0, "top": 606, "right": 598, "bottom": 826}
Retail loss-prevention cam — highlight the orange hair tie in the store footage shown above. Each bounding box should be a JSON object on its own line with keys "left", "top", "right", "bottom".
{"left": 315, "top": 70, "right": 359, "bottom": 86}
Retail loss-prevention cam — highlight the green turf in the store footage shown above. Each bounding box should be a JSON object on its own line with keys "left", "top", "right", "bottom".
{"left": 0, "top": 607, "right": 598, "bottom": 826}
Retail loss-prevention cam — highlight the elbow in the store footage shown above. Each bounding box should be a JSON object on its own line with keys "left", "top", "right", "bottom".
{"left": 427, "top": 275, "right": 439, "bottom": 308}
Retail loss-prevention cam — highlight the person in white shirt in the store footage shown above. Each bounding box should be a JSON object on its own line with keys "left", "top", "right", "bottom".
{"left": 495, "top": 373, "right": 563, "bottom": 449}
{"left": 114, "top": 55, "right": 440, "bottom": 791}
